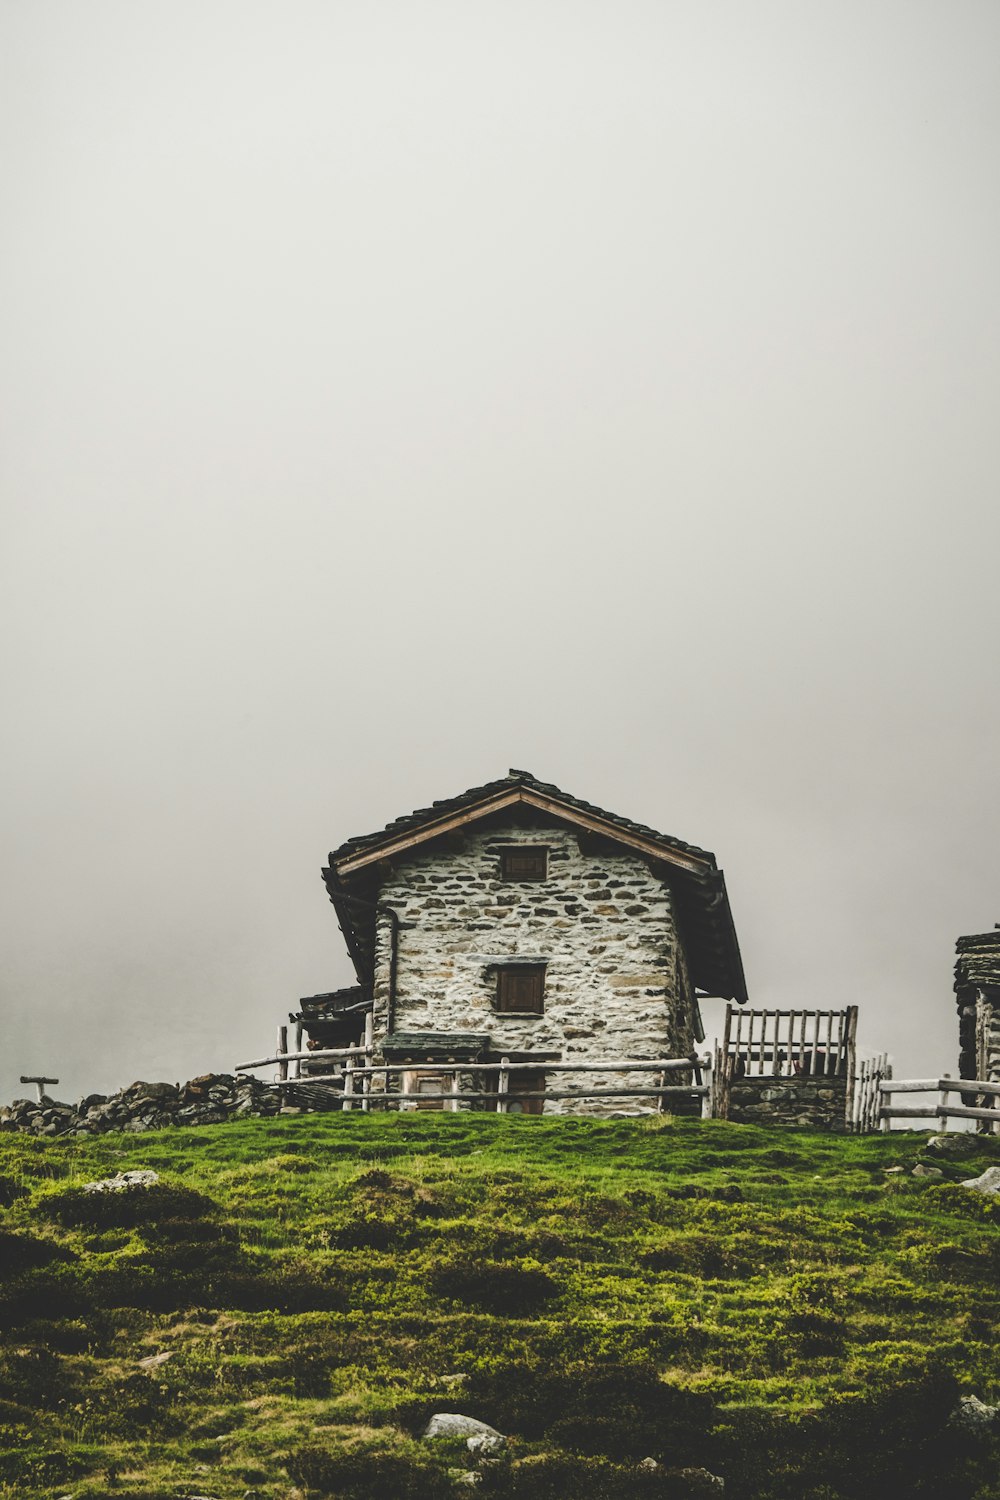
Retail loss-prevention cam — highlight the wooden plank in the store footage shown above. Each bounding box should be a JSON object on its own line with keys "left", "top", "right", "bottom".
{"left": 346, "top": 1058, "right": 701, "bottom": 1076}
{"left": 498, "top": 1055, "right": 510, "bottom": 1116}
{"left": 700, "top": 1055, "right": 713, "bottom": 1119}
{"left": 236, "top": 1045, "right": 369, "bottom": 1070}
{"left": 881, "top": 1077, "right": 1000, "bottom": 1098}
{"left": 844, "top": 1007, "right": 859, "bottom": 1128}
{"left": 878, "top": 1105, "right": 938, "bottom": 1119}
{"left": 934, "top": 1102, "right": 1000, "bottom": 1123}
{"left": 362, "top": 1010, "right": 374, "bottom": 1114}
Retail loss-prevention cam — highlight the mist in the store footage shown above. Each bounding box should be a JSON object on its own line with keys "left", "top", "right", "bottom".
{"left": 2, "top": 1, "right": 999, "bottom": 1104}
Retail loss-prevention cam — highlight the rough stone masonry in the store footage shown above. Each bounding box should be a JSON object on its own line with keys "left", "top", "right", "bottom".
{"left": 369, "top": 823, "right": 699, "bottom": 1114}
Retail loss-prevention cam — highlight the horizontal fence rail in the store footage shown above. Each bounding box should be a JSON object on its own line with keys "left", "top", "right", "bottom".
{"left": 878, "top": 1075, "right": 1000, "bottom": 1133}
{"left": 235, "top": 1037, "right": 711, "bottom": 1116}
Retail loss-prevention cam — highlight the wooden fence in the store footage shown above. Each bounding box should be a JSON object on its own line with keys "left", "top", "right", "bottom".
{"left": 851, "top": 1053, "right": 891, "bottom": 1133}
{"left": 720, "top": 1004, "right": 857, "bottom": 1079}
{"left": 234, "top": 1036, "right": 712, "bottom": 1116}
{"left": 877, "top": 1075, "right": 1000, "bottom": 1133}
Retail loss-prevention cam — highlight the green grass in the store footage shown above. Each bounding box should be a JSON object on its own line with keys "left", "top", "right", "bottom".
{"left": 1, "top": 1115, "right": 999, "bottom": 1498}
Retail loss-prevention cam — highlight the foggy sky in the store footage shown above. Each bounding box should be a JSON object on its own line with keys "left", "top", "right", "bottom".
{"left": 2, "top": 2, "right": 999, "bottom": 1105}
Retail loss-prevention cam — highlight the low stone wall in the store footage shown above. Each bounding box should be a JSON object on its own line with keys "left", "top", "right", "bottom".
{"left": 0, "top": 1073, "right": 282, "bottom": 1137}
{"left": 727, "top": 1074, "right": 849, "bottom": 1131}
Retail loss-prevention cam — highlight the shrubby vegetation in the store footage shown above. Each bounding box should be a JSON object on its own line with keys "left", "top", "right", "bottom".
{"left": 0, "top": 1114, "right": 998, "bottom": 1498}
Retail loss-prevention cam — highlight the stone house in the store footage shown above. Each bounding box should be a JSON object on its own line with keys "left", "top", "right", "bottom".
{"left": 956, "top": 925, "right": 1000, "bottom": 1085}
{"left": 302, "top": 770, "right": 747, "bottom": 1114}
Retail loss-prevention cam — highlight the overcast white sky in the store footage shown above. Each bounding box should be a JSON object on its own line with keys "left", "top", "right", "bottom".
{"left": 2, "top": 2, "right": 999, "bottom": 1104}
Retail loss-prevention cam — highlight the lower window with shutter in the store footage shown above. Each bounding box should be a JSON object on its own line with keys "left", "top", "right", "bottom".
{"left": 494, "top": 964, "right": 545, "bottom": 1015}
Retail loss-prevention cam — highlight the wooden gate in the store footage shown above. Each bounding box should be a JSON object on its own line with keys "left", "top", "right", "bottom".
{"left": 714, "top": 1005, "right": 858, "bottom": 1124}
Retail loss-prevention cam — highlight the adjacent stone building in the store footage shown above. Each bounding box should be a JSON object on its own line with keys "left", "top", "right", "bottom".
{"left": 306, "top": 770, "right": 747, "bottom": 1114}
{"left": 956, "top": 925, "right": 1000, "bottom": 1086}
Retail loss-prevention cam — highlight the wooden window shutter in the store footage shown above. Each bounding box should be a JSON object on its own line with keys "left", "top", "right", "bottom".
{"left": 500, "top": 847, "right": 548, "bottom": 881}
{"left": 496, "top": 965, "right": 545, "bottom": 1014}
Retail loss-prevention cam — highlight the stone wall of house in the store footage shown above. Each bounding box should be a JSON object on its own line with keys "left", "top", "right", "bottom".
{"left": 727, "top": 1074, "right": 850, "bottom": 1131}
{"left": 370, "top": 821, "right": 696, "bottom": 1114}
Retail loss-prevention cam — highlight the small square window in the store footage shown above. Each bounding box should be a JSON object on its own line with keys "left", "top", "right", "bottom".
{"left": 500, "top": 846, "right": 548, "bottom": 882}
{"left": 495, "top": 964, "right": 545, "bottom": 1014}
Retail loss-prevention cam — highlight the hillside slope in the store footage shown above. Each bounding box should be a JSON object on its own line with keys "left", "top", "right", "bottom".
{"left": 1, "top": 1115, "right": 999, "bottom": 1500}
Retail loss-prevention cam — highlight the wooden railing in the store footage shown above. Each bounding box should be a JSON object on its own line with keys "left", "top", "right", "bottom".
{"left": 720, "top": 1004, "right": 857, "bottom": 1078}
{"left": 851, "top": 1053, "right": 890, "bottom": 1133}
{"left": 878, "top": 1075, "right": 1000, "bottom": 1133}
{"left": 234, "top": 1042, "right": 712, "bottom": 1116}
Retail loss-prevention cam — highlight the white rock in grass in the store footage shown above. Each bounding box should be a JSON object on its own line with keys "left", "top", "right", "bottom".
{"left": 83, "top": 1169, "right": 159, "bottom": 1193}
{"left": 467, "top": 1431, "right": 506, "bottom": 1456}
{"left": 951, "top": 1394, "right": 999, "bottom": 1430}
{"left": 960, "top": 1166, "right": 1000, "bottom": 1195}
{"left": 137, "top": 1351, "right": 174, "bottom": 1371}
{"left": 423, "top": 1413, "right": 506, "bottom": 1446}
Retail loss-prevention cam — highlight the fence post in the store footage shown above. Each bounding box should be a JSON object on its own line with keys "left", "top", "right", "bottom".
{"left": 844, "top": 1006, "right": 858, "bottom": 1130}
{"left": 449, "top": 1071, "right": 461, "bottom": 1113}
{"left": 938, "top": 1073, "right": 951, "bottom": 1131}
{"left": 341, "top": 1058, "right": 354, "bottom": 1112}
{"left": 277, "top": 1025, "right": 288, "bottom": 1085}
{"left": 362, "top": 1010, "right": 374, "bottom": 1114}
{"left": 700, "top": 1054, "right": 713, "bottom": 1119}
{"left": 498, "top": 1056, "right": 510, "bottom": 1115}
{"left": 292, "top": 1019, "right": 303, "bottom": 1081}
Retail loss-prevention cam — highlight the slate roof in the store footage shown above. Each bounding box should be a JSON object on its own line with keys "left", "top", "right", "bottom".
{"left": 322, "top": 769, "right": 748, "bottom": 1006}
{"left": 296, "top": 987, "right": 367, "bottom": 1020}
{"left": 955, "top": 929, "right": 1000, "bottom": 991}
{"left": 329, "top": 768, "right": 716, "bottom": 868}
{"left": 381, "top": 1032, "right": 492, "bottom": 1058}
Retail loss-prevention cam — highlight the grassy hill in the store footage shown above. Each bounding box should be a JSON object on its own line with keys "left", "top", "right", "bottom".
{"left": 1, "top": 1114, "right": 999, "bottom": 1500}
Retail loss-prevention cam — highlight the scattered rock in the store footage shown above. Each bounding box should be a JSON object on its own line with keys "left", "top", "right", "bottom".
{"left": 423, "top": 1414, "right": 506, "bottom": 1446}
{"left": 467, "top": 1431, "right": 506, "bottom": 1456}
{"left": 137, "top": 1351, "right": 175, "bottom": 1371}
{"left": 926, "top": 1133, "right": 978, "bottom": 1157}
{"left": 961, "top": 1166, "right": 1000, "bottom": 1195}
{"left": 951, "top": 1394, "right": 999, "bottom": 1431}
{"left": 638, "top": 1456, "right": 660, "bottom": 1470}
{"left": 665, "top": 1467, "right": 725, "bottom": 1494}
{"left": 883, "top": 1166, "right": 906, "bottom": 1174}
{"left": 455, "top": 1474, "right": 481, "bottom": 1488}
{"left": 911, "top": 1164, "right": 944, "bottom": 1178}
{"left": 84, "top": 1170, "right": 160, "bottom": 1194}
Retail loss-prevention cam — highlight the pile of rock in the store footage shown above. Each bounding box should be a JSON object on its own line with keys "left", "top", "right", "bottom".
{"left": 0, "top": 1073, "right": 282, "bottom": 1137}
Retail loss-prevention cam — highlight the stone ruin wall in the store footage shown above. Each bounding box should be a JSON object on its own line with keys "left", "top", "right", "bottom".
{"left": 370, "top": 822, "right": 698, "bottom": 1115}
{"left": 976, "top": 991, "right": 1000, "bottom": 1084}
{"left": 726, "top": 1074, "right": 850, "bottom": 1132}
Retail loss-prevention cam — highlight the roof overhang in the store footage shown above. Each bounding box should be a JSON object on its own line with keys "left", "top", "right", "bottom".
{"left": 334, "top": 786, "right": 713, "bottom": 879}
